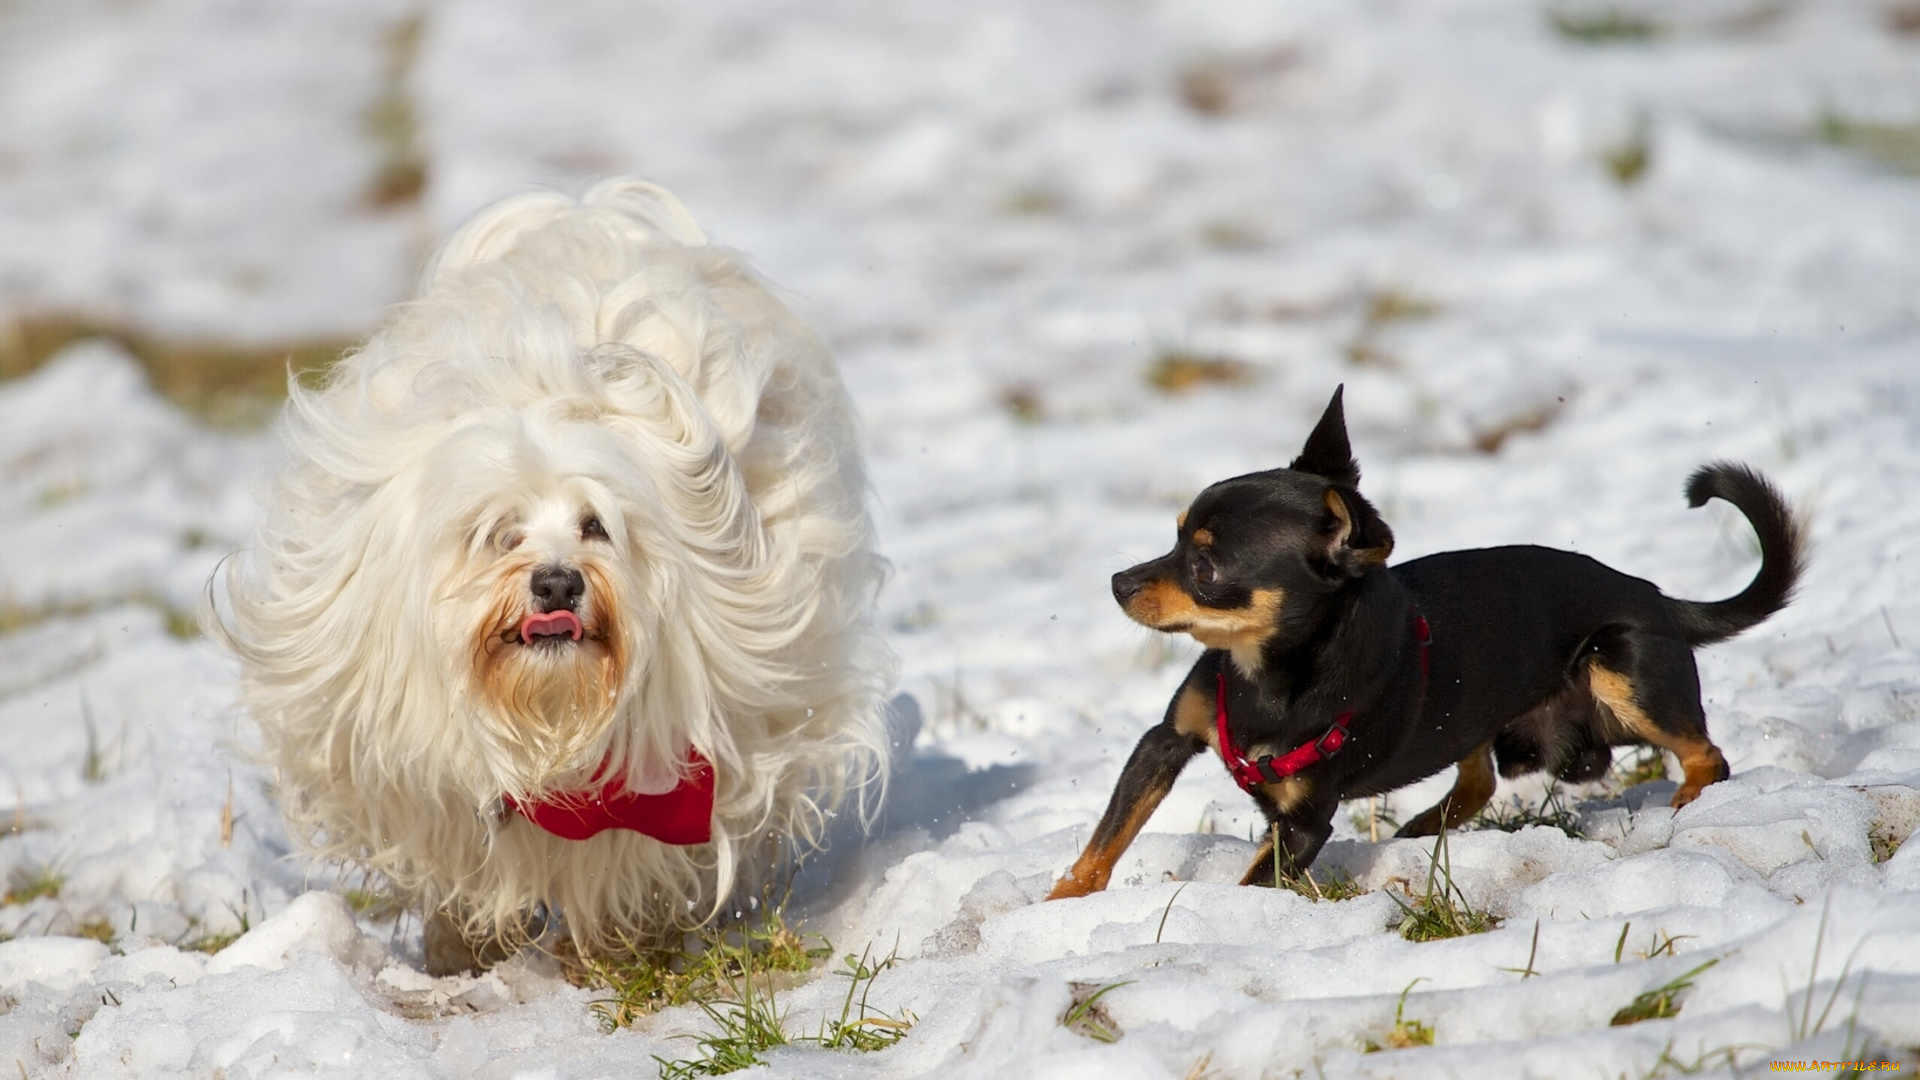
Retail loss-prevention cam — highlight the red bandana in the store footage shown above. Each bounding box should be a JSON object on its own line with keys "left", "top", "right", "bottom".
{"left": 504, "top": 751, "right": 715, "bottom": 845}
{"left": 1215, "top": 615, "right": 1431, "bottom": 795}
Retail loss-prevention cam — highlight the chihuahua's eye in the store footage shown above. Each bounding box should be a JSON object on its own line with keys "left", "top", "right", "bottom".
{"left": 581, "top": 515, "right": 609, "bottom": 541}
{"left": 1193, "top": 554, "right": 1218, "bottom": 586}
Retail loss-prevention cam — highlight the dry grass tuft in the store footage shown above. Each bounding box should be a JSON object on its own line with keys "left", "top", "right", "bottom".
{"left": 74, "top": 919, "right": 115, "bottom": 945}
{"left": 1390, "top": 828, "right": 1500, "bottom": 942}
{"left": 1183, "top": 1053, "right": 1218, "bottom": 1080}
{"left": 7, "top": 784, "right": 33, "bottom": 837}
{"left": 1342, "top": 341, "right": 1401, "bottom": 370}
{"left": 998, "top": 185, "right": 1065, "bottom": 217}
{"left": 1274, "top": 867, "right": 1368, "bottom": 903}
{"left": 1178, "top": 62, "right": 1236, "bottom": 117}
{"left": 1547, "top": 9, "right": 1665, "bottom": 43}
{"left": 1175, "top": 47, "right": 1300, "bottom": 117}
{"left": 998, "top": 383, "right": 1045, "bottom": 424}
{"left": 182, "top": 930, "right": 242, "bottom": 955}
{"left": 0, "top": 312, "right": 356, "bottom": 426}
{"left": 1817, "top": 111, "right": 1920, "bottom": 176}
{"left": 1146, "top": 350, "right": 1257, "bottom": 395}
{"left": 343, "top": 886, "right": 405, "bottom": 921}
{"left": 817, "top": 945, "right": 915, "bottom": 1052}
{"left": 182, "top": 902, "right": 253, "bottom": 954}
{"left": 1871, "top": 822, "right": 1906, "bottom": 864}
{"left": 1062, "top": 980, "right": 1130, "bottom": 1043}
{"left": 1612, "top": 747, "right": 1670, "bottom": 791}
{"left": 1363, "top": 980, "right": 1436, "bottom": 1052}
{"left": 1472, "top": 783, "right": 1584, "bottom": 838}
{"left": 1, "top": 594, "right": 201, "bottom": 641}
{"left": 1363, "top": 290, "right": 1440, "bottom": 325}
{"left": 363, "top": 12, "right": 430, "bottom": 207}
{"left": 655, "top": 964, "right": 792, "bottom": 1079}
{"left": 634, "top": 920, "right": 914, "bottom": 1077}
{"left": 1552, "top": 3, "right": 1786, "bottom": 43}
{"left": 1471, "top": 398, "right": 1565, "bottom": 454}
{"left": 219, "top": 776, "right": 235, "bottom": 849}
{"left": 1198, "top": 220, "right": 1264, "bottom": 251}
{"left": 1610, "top": 959, "right": 1718, "bottom": 1026}
{"left": 4, "top": 865, "right": 64, "bottom": 906}
{"left": 1603, "top": 119, "right": 1654, "bottom": 185}
{"left": 1393, "top": 879, "right": 1500, "bottom": 943}
{"left": 1340, "top": 287, "right": 1440, "bottom": 372}
{"left": 1889, "top": 1, "right": 1920, "bottom": 35}
{"left": 578, "top": 907, "right": 827, "bottom": 1032}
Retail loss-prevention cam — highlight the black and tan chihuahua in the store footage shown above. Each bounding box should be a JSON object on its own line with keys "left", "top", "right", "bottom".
{"left": 1049, "top": 387, "right": 1802, "bottom": 899}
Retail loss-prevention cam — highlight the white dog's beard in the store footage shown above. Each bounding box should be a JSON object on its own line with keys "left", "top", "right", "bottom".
{"left": 467, "top": 562, "right": 628, "bottom": 789}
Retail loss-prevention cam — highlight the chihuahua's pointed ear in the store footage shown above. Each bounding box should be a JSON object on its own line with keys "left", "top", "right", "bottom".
{"left": 1290, "top": 385, "right": 1361, "bottom": 489}
{"left": 1322, "top": 488, "right": 1395, "bottom": 576}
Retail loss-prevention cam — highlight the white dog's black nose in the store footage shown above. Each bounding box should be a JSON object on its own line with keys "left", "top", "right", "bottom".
{"left": 530, "top": 565, "right": 585, "bottom": 612}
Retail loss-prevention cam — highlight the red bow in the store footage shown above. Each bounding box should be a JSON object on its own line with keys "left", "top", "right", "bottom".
{"left": 504, "top": 751, "right": 715, "bottom": 844}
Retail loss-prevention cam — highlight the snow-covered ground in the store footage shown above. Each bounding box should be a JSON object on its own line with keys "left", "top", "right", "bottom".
{"left": 4, "top": 1, "right": 1920, "bottom": 1076}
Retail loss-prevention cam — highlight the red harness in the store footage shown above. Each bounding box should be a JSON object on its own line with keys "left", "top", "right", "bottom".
{"left": 504, "top": 752, "right": 715, "bottom": 845}
{"left": 1215, "top": 615, "right": 1431, "bottom": 794}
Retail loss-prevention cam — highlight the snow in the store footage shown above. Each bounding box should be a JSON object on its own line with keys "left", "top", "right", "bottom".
{"left": 3, "top": 0, "right": 1920, "bottom": 1076}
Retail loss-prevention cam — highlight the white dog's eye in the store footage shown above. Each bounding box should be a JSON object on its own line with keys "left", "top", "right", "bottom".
{"left": 493, "top": 528, "right": 524, "bottom": 552}
{"left": 581, "top": 515, "right": 609, "bottom": 541}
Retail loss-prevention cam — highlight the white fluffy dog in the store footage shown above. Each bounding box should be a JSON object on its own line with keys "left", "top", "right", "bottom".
{"left": 220, "top": 180, "right": 890, "bottom": 972}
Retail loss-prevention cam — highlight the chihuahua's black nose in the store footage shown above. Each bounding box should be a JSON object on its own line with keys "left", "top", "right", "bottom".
{"left": 1112, "top": 570, "right": 1143, "bottom": 605}
{"left": 530, "top": 565, "right": 585, "bottom": 612}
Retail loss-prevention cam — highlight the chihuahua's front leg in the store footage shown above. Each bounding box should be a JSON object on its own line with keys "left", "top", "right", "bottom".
{"left": 1047, "top": 685, "right": 1209, "bottom": 900}
{"left": 1239, "top": 789, "right": 1340, "bottom": 887}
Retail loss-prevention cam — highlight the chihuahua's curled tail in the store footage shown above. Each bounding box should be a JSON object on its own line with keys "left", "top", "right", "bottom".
{"left": 1671, "top": 462, "right": 1807, "bottom": 647}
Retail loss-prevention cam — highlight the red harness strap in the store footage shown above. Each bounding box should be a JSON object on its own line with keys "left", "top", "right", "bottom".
{"left": 1215, "top": 614, "right": 1431, "bottom": 794}
{"left": 504, "top": 751, "right": 715, "bottom": 845}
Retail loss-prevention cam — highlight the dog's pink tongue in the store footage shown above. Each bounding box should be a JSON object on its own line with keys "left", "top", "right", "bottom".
{"left": 520, "top": 610, "right": 584, "bottom": 643}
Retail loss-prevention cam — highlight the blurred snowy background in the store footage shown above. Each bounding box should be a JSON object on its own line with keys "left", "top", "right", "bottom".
{"left": 3, "top": 1, "right": 1920, "bottom": 1077}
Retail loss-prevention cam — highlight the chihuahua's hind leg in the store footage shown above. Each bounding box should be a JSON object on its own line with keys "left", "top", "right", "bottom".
{"left": 1394, "top": 742, "right": 1497, "bottom": 838}
{"left": 1047, "top": 688, "right": 1208, "bottom": 900}
{"left": 1588, "top": 656, "right": 1728, "bottom": 809}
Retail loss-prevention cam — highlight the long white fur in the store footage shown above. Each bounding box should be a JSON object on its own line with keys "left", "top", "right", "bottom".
{"left": 219, "top": 180, "right": 890, "bottom": 953}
